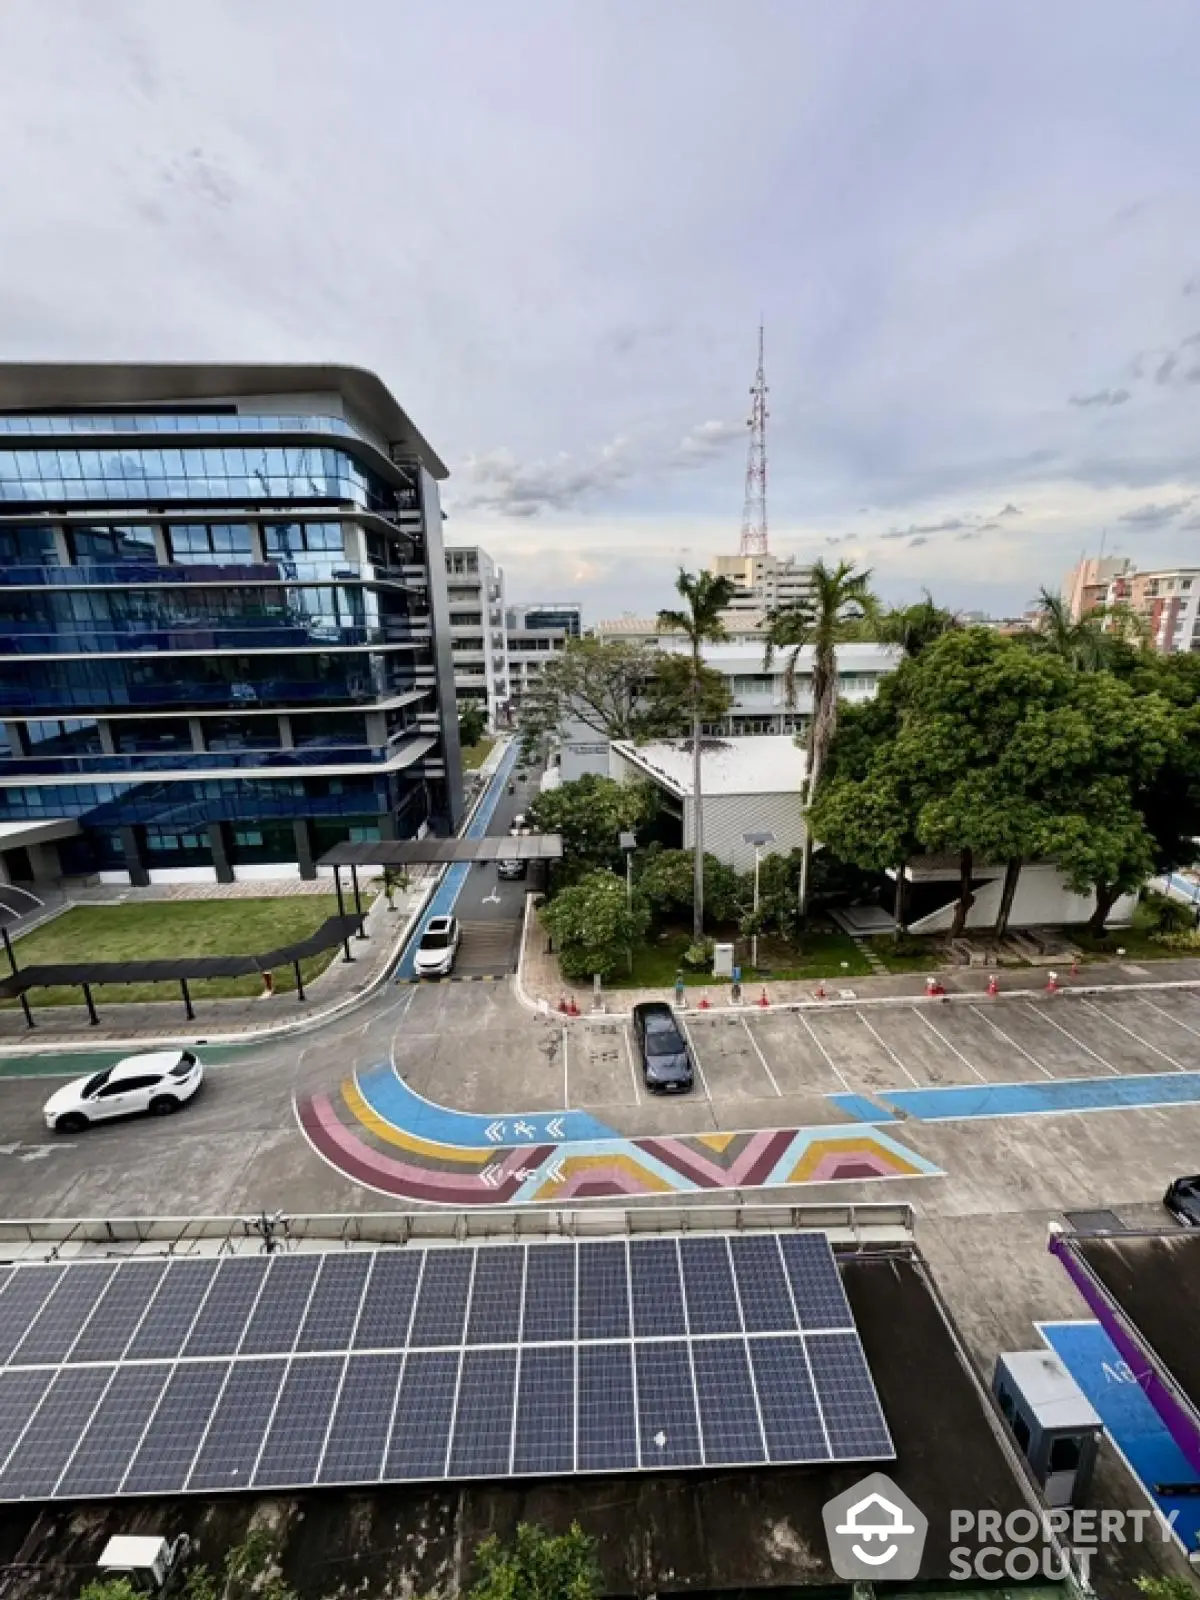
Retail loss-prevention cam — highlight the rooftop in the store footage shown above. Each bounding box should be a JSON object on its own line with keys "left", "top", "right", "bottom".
{"left": 613, "top": 734, "right": 807, "bottom": 797}
{"left": 0, "top": 362, "right": 447, "bottom": 478}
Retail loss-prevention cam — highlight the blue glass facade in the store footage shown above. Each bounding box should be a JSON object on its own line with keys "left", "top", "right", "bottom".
{"left": 0, "top": 373, "right": 460, "bottom": 883}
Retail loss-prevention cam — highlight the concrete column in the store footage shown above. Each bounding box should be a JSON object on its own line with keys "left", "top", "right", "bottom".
{"left": 277, "top": 715, "right": 294, "bottom": 749}
{"left": 365, "top": 710, "right": 387, "bottom": 749}
{"left": 247, "top": 520, "right": 266, "bottom": 563}
{"left": 293, "top": 818, "right": 317, "bottom": 880}
{"left": 119, "top": 827, "right": 150, "bottom": 887}
{"left": 0, "top": 853, "right": 12, "bottom": 886}
{"left": 96, "top": 720, "right": 117, "bottom": 756}
{"left": 188, "top": 718, "right": 206, "bottom": 753}
{"left": 25, "top": 843, "right": 61, "bottom": 884}
{"left": 208, "top": 823, "right": 234, "bottom": 884}
{"left": 4, "top": 723, "right": 28, "bottom": 757}
{"left": 151, "top": 524, "right": 171, "bottom": 565}
{"left": 50, "top": 527, "right": 71, "bottom": 566}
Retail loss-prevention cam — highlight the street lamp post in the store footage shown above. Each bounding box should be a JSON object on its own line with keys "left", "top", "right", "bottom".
{"left": 742, "top": 830, "right": 776, "bottom": 973}
{"left": 619, "top": 831, "right": 637, "bottom": 972}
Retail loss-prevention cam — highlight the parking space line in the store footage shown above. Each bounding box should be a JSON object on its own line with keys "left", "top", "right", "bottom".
{"left": 796, "top": 1012, "right": 853, "bottom": 1094}
{"left": 1022, "top": 1002, "right": 1119, "bottom": 1074}
{"left": 968, "top": 1005, "right": 1054, "bottom": 1079}
{"left": 855, "top": 1012, "right": 920, "bottom": 1088}
{"left": 740, "top": 1018, "right": 782, "bottom": 1097}
{"left": 1136, "top": 995, "right": 1200, "bottom": 1042}
{"left": 562, "top": 1027, "right": 570, "bottom": 1108}
{"left": 622, "top": 1027, "right": 642, "bottom": 1105}
{"left": 677, "top": 1017, "right": 714, "bottom": 1106}
{"left": 1080, "top": 999, "right": 1185, "bottom": 1071}
{"left": 910, "top": 1007, "right": 988, "bottom": 1083}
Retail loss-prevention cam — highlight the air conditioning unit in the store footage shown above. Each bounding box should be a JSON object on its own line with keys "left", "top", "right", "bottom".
{"left": 97, "top": 1534, "right": 190, "bottom": 1594}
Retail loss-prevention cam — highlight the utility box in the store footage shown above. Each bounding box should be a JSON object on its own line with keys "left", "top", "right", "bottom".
{"left": 712, "top": 942, "right": 735, "bottom": 978}
{"left": 993, "top": 1350, "right": 1101, "bottom": 1507}
{"left": 97, "top": 1535, "right": 188, "bottom": 1593}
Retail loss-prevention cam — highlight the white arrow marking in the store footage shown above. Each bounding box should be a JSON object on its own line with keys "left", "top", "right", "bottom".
{"left": 485, "top": 1120, "right": 505, "bottom": 1143}
{"left": 1, "top": 1142, "right": 75, "bottom": 1160}
{"left": 480, "top": 1163, "right": 502, "bottom": 1189}
{"left": 546, "top": 1117, "right": 565, "bottom": 1139}
{"left": 482, "top": 888, "right": 501, "bottom": 905}
{"left": 514, "top": 1119, "right": 535, "bottom": 1138}
{"left": 544, "top": 1158, "right": 565, "bottom": 1185}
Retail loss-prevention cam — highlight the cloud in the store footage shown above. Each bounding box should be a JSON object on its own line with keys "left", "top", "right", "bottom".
{"left": 674, "top": 418, "right": 745, "bottom": 464}
{"left": 1069, "top": 387, "right": 1131, "bottom": 407}
{"left": 880, "top": 515, "right": 968, "bottom": 540}
{"left": 1156, "top": 355, "right": 1177, "bottom": 385}
{"left": 907, "top": 535, "right": 929, "bottom": 547}
{"left": 999, "top": 504, "right": 1023, "bottom": 517}
{"left": 1185, "top": 276, "right": 1200, "bottom": 296}
{"left": 454, "top": 437, "right": 634, "bottom": 517}
{"left": 1117, "top": 498, "right": 1193, "bottom": 526}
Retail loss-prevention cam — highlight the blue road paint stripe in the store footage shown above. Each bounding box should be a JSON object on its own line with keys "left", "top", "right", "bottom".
{"left": 355, "top": 1063, "right": 617, "bottom": 1149}
{"left": 1038, "top": 1320, "right": 1200, "bottom": 1554}
{"left": 880, "top": 1070, "right": 1200, "bottom": 1123}
{"left": 828, "top": 1093, "right": 896, "bottom": 1123}
{"left": 396, "top": 740, "right": 522, "bottom": 980}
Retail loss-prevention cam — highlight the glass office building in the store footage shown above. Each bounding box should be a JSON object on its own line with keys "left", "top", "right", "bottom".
{"left": 0, "top": 364, "right": 463, "bottom": 885}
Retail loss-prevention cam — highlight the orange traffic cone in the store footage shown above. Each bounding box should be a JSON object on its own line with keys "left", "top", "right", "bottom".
{"left": 698, "top": 991, "right": 711, "bottom": 1010}
{"left": 815, "top": 978, "right": 828, "bottom": 1000}
{"left": 557, "top": 994, "right": 570, "bottom": 1013}
{"left": 1046, "top": 971, "right": 1060, "bottom": 994}
{"left": 925, "top": 975, "right": 945, "bottom": 997}
{"left": 568, "top": 995, "right": 581, "bottom": 1016}
{"left": 986, "top": 973, "right": 999, "bottom": 997}
{"left": 1070, "top": 957, "right": 1079, "bottom": 978}
{"left": 758, "top": 986, "right": 770, "bottom": 1008}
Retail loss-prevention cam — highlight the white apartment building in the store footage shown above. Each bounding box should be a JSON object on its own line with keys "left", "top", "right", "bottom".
{"left": 710, "top": 551, "right": 813, "bottom": 612}
{"left": 506, "top": 602, "right": 583, "bottom": 717}
{"left": 1062, "top": 555, "right": 1200, "bottom": 653}
{"left": 444, "top": 545, "right": 510, "bottom": 728}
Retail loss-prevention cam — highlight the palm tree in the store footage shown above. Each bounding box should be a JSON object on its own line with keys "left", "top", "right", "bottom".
{"left": 764, "top": 559, "right": 878, "bottom": 915}
{"left": 877, "top": 591, "right": 961, "bottom": 658}
{"left": 658, "top": 568, "right": 738, "bottom": 940}
{"left": 1029, "top": 588, "right": 1113, "bottom": 672}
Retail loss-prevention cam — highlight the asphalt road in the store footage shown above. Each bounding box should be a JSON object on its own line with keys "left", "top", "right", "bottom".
{"left": 445, "top": 762, "right": 544, "bottom": 976}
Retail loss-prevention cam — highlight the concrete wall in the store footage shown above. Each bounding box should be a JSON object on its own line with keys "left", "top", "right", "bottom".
{"left": 907, "top": 863, "right": 1138, "bottom": 933}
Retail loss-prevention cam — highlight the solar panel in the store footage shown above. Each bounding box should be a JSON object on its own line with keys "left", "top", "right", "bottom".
{"left": 0, "top": 1230, "right": 892, "bottom": 1501}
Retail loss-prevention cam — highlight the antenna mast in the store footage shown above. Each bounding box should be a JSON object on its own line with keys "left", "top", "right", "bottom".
{"left": 738, "top": 324, "right": 769, "bottom": 556}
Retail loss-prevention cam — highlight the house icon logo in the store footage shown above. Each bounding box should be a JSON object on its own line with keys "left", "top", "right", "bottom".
{"left": 822, "top": 1472, "right": 928, "bottom": 1580}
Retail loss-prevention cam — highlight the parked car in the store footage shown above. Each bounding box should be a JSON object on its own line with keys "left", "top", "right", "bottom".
{"left": 497, "top": 858, "right": 528, "bottom": 881}
{"left": 1164, "top": 1175, "right": 1200, "bottom": 1226}
{"left": 631, "top": 1001, "right": 695, "bottom": 1094}
{"left": 44, "top": 1049, "right": 204, "bottom": 1133}
{"left": 508, "top": 813, "right": 531, "bottom": 836}
{"left": 414, "top": 915, "right": 461, "bottom": 978}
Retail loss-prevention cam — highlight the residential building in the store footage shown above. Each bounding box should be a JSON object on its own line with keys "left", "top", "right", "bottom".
{"left": 710, "top": 550, "right": 812, "bottom": 612}
{"left": 1105, "top": 565, "right": 1200, "bottom": 654}
{"left": 1062, "top": 555, "right": 1133, "bottom": 620}
{"left": 0, "top": 363, "right": 463, "bottom": 886}
{"left": 444, "top": 545, "right": 509, "bottom": 728}
{"left": 505, "top": 601, "right": 582, "bottom": 718}
{"left": 609, "top": 735, "right": 807, "bottom": 871}
{"left": 597, "top": 611, "right": 773, "bottom": 646}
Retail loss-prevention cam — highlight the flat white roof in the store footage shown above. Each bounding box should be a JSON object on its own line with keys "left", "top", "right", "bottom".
{"left": 613, "top": 735, "right": 807, "bottom": 798}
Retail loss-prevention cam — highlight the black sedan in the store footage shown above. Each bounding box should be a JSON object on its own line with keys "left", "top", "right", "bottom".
{"left": 1164, "top": 1175, "right": 1200, "bottom": 1227}
{"left": 631, "top": 1002, "right": 695, "bottom": 1094}
{"left": 497, "top": 858, "right": 528, "bottom": 881}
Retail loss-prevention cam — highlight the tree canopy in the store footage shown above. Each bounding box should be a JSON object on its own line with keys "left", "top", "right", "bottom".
{"left": 541, "top": 870, "right": 651, "bottom": 979}
{"left": 527, "top": 774, "right": 658, "bottom": 884}
{"left": 519, "top": 636, "right": 732, "bottom": 744}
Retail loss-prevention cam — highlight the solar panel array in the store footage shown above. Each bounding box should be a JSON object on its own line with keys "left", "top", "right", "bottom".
{"left": 0, "top": 1232, "right": 892, "bottom": 1502}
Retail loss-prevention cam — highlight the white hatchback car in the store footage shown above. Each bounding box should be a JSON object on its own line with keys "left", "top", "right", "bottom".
{"left": 43, "top": 1049, "right": 205, "bottom": 1134}
{"left": 413, "top": 915, "right": 461, "bottom": 979}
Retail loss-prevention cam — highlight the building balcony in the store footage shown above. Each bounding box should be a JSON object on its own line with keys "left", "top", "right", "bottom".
{"left": 0, "top": 623, "right": 432, "bottom": 656}
{"left": 0, "top": 560, "right": 420, "bottom": 590}
{"left": 0, "top": 733, "right": 437, "bottom": 781}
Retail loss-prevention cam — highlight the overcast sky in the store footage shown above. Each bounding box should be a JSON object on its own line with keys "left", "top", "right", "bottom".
{"left": 2, "top": 1, "right": 1199, "bottom": 620}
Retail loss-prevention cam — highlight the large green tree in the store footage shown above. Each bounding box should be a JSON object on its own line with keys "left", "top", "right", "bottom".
{"left": 876, "top": 591, "right": 961, "bottom": 658}
{"left": 527, "top": 774, "right": 657, "bottom": 886}
{"left": 541, "top": 870, "right": 651, "bottom": 980}
{"left": 763, "top": 559, "right": 878, "bottom": 915}
{"left": 519, "top": 637, "right": 731, "bottom": 744}
{"left": 636, "top": 846, "right": 744, "bottom": 925}
{"left": 657, "top": 568, "right": 738, "bottom": 938}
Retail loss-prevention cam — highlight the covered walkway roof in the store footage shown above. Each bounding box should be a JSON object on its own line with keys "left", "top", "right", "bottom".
{"left": 317, "top": 834, "right": 562, "bottom": 867}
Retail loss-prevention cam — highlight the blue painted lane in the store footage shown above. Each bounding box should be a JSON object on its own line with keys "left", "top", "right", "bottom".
{"left": 356, "top": 1064, "right": 617, "bottom": 1148}
{"left": 879, "top": 1071, "right": 1200, "bottom": 1123}
{"left": 1039, "top": 1320, "right": 1200, "bottom": 1555}
{"left": 829, "top": 1093, "right": 896, "bottom": 1123}
{"left": 395, "top": 739, "right": 521, "bottom": 980}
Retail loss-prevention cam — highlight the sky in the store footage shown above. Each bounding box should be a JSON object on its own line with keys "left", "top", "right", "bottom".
{"left": 1, "top": 0, "right": 1199, "bottom": 621}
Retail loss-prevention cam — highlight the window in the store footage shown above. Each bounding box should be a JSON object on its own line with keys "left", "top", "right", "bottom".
{"left": 0, "top": 525, "right": 59, "bottom": 566}
{"left": 69, "top": 524, "right": 157, "bottom": 564}
{"left": 1048, "top": 1435, "right": 1082, "bottom": 1473}
{"left": 97, "top": 1075, "right": 161, "bottom": 1097}
{"left": 168, "top": 524, "right": 254, "bottom": 563}
{"left": 263, "top": 521, "right": 344, "bottom": 556}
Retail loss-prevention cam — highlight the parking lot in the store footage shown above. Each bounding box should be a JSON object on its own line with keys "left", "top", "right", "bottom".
{"left": 537, "top": 988, "right": 1200, "bottom": 1135}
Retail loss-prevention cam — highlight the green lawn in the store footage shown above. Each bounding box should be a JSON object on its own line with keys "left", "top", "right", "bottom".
{"left": 867, "top": 936, "right": 951, "bottom": 973}
{"left": 461, "top": 737, "right": 496, "bottom": 770}
{"left": 8, "top": 898, "right": 346, "bottom": 1007}
{"left": 606, "top": 929, "right": 872, "bottom": 989}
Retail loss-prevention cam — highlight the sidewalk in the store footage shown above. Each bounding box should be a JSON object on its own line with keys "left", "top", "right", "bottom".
{"left": 518, "top": 901, "right": 1200, "bottom": 1015}
{"left": 0, "top": 869, "right": 437, "bottom": 1052}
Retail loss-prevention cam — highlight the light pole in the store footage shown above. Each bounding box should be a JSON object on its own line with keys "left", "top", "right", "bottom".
{"left": 743, "top": 829, "right": 776, "bottom": 973}
{"left": 619, "top": 831, "right": 637, "bottom": 972}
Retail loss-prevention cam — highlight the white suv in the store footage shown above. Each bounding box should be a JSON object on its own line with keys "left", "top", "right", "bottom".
{"left": 413, "top": 916, "right": 461, "bottom": 978}
{"left": 43, "top": 1049, "right": 205, "bottom": 1134}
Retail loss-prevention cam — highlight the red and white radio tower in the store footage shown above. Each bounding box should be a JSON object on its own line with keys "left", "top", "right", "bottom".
{"left": 738, "top": 324, "right": 769, "bottom": 556}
